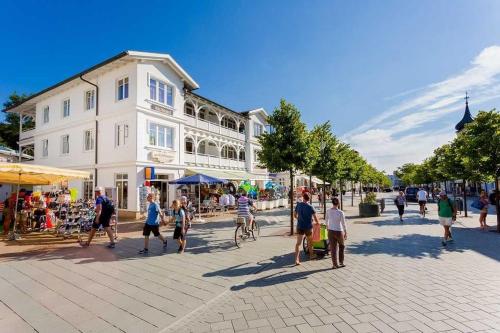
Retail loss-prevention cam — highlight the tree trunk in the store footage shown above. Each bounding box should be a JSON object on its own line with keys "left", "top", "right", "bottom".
{"left": 309, "top": 173, "right": 313, "bottom": 205}
{"left": 351, "top": 181, "right": 354, "bottom": 206}
{"left": 340, "top": 179, "right": 344, "bottom": 210}
{"left": 359, "top": 182, "right": 363, "bottom": 203}
{"left": 289, "top": 169, "right": 294, "bottom": 236}
{"left": 463, "top": 179, "right": 468, "bottom": 217}
{"left": 495, "top": 173, "right": 499, "bottom": 232}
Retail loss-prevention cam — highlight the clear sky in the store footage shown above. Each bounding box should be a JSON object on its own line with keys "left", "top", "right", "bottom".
{"left": 2, "top": 0, "right": 500, "bottom": 172}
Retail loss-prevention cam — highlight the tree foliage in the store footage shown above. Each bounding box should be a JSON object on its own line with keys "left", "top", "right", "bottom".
{"left": 1, "top": 92, "right": 33, "bottom": 149}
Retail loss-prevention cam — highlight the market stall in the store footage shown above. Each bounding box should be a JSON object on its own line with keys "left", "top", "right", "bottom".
{"left": 0, "top": 162, "right": 90, "bottom": 240}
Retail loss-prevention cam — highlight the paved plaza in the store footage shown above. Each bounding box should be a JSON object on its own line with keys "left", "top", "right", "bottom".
{"left": 1, "top": 194, "right": 499, "bottom": 333}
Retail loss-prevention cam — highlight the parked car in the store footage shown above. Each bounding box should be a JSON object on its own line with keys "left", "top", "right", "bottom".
{"left": 405, "top": 187, "right": 419, "bottom": 202}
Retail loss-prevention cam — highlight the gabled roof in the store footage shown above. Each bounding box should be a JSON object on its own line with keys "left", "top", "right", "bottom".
{"left": 4, "top": 50, "right": 199, "bottom": 115}
{"left": 455, "top": 101, "right": 474, "bottom": 132}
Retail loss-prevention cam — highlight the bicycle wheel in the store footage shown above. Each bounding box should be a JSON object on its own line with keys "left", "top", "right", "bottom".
{"left": 235, "top": 224, "right": 244, "bottom": 248}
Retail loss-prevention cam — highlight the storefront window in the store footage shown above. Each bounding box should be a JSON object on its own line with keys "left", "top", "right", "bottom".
{"left": 83, "top": 174, "right": 94, "bottom": 201}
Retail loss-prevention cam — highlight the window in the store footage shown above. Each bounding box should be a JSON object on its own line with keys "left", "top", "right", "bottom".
{"left": 117, "top": 77, "right": 129, "bottom": 100}
{"left": 84, "top": 130, "right": 94, "bottom": 151}
{"left": 149, "top": 77, "right": 174, "bottom": 107}
{"left": 253, "top": 149, "right": 260, "bottom": 162}
{"left": 115, "top": 123, "right": 129, "bottom": 147}
{"left": 148, "top": 122, "right": 174, "bottom": 148}
{"left": 42, "top": 139, "right": 48, "bottom": 157}
{"left": 63, "top": 99, "right": 70, "bottom": 118}
{"left": 185, "top": 102, "right": 195, "bottom": 117}
{"left": 83, "top": 174, "right": 94, "bottom": 201}
{"left": 115, "top": 173, "right": 128, "bottom": 209}
{"left": 253, "top": 123, "right": 263, "bottom": 137}
{"left": 221, "top": 117, "right": 237, "bottom": 130}
{"left": 61, "top": 135, "right": 69, "bottom": 155}
{"left": 239, "top": 150, "right": 246, "bottom": 161}
{"left": 85, "top": 90, "right": 95, "bottom": 110}
{"left": 221, "top": 146, "right": 237, "bottom": 160}
{"left": 43, "top": 106, "right": 49, "bottom": 123}
{"left": 185, "top": 137, "right": 194, "bottom": 153}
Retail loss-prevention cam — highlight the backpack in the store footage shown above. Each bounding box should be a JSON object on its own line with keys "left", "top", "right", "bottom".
{"left": 100, "top": 197, "right": 115, "bottom": 219}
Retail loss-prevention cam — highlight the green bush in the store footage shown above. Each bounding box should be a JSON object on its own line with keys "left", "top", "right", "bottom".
{"left": 364, "top": 192, "right": 377, "bottom": 205}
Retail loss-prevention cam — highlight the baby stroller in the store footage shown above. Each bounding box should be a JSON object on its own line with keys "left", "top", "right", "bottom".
{"left": 303, "top": 224, "right": 330, "bottom": 257}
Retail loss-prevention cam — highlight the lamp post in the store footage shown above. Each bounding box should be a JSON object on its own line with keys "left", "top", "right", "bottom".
{"left": 320, "top": 141, "right": 327, "bottom": 218}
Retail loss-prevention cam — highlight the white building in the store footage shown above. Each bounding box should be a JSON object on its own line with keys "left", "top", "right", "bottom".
{"left": 6, "top": 51, "right": 269, "bottom": 218}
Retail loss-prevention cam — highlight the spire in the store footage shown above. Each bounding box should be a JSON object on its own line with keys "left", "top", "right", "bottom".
{"left": 455, "top": 91, "right": 474, "bottom": 132}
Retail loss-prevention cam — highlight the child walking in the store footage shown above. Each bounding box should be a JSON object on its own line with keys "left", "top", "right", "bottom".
{"left": 171, "top": 200, "right": 186, "bottom": 253}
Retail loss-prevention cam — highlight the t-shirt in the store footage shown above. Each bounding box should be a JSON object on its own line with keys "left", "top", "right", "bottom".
{"left": 237, "top": 196, "right": 253, "bottom": 217}
{"left": 395, "top": 196, "right": 405, "bottom": 206}
{"left": 417, "top": 190, "right": 428, "bottom": 201}
{"left": 146, "top": 202, "right": 161, "bottom": 226}
{"left": 326, "top": 208, "right": 346, "bottom": 232}
{"left": 172, "top": 209, "right": 185, "bottom": 227}
{"left": 95, "top": 195, "right": 107, "bottom": 207}
{"left": 437, "top": 198, "right": 454, "bottom": 218}
{"left": 295, "top": 202, "right": 315, "bottom": 230}
{"left": 95, "top": 195, "right": 112, "bottom": 222}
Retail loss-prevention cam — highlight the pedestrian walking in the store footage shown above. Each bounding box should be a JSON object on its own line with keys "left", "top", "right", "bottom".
{"left": 80, "top": 187, "right": 116, "bottom": 248}
{"left": 180, "top": 196, "right": 194, "bottom": 250}
{"left": 437, "top": 191, "right": 457, "bottom": 246}
{"left": 417, "top": 187, "right": 428, "bottom": 217}
{"left": 478, "top": 190, "right": 490, "bottom": 230}
{"left": 326, "top": 197, "right": 347, "bottom": 269}
{"left": 294, "top": 192, "right": 319, "bottom": 265}
{"left": 394, "top": 191, "right": 407, "bottom": 222}
{"left": 139, "top": 193, "right": 168, "bottom": 254}
{"left": 171, "top": 199, "right": 186, "bottom": 253}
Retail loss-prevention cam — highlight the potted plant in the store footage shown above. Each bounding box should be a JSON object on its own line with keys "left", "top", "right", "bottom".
{"left": 359, "top": 192, "right": 380, "bottom": 217}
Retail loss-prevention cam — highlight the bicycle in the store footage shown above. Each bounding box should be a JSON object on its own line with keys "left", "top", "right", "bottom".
{"left": 234, "top": 209, "right": 260, "bottom": 248}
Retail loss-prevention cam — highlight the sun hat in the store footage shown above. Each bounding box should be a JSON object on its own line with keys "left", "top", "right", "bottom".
{"left": 439, "top": 191, "right": 446, "bottom": 196}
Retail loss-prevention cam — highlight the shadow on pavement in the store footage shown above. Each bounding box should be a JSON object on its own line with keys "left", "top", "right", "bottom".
{"left": 230, "top": 268, "right": 331, "bottom": 290}
{"left": 348, "top": 228, "right": 500, "bottom": 261}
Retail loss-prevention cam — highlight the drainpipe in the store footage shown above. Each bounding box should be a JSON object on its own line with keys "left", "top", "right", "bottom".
{"left": 79, "top": 75, "right": 99, "bottom": 187}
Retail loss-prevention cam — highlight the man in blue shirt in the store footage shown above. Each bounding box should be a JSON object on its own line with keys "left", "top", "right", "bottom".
{"left": 139, "top": 193, "right": 168, "bottom": 254}
{"left": 81, "top": 187, "right": 115, "bottom": 248}
{"left": 294, "top": 192, "right": 320, "bottom": 265}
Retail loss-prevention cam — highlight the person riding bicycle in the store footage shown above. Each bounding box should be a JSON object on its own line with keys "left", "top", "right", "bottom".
{"left": 417, "top": 187, "right": 428, "bottom": 216}
{"left": 237, "top": 190, "right": 255, "bottom": 230}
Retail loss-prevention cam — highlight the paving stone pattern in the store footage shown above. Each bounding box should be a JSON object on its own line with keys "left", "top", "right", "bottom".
{"left": 1, "top": 194, "right": 500, "bottom": 333}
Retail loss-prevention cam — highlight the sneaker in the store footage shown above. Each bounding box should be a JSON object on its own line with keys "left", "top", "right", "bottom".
{"left": 163, "top": 240, "right": 168, "bottom": 249}
{"left": 177, "top": 245, "right": 183, "bottom": 253}
{"left": 80, "top": 241, "right": 89, "bottom": 247}
{"left": 106, "top": 243, "right": 115, "bottom": 249}
{"left": 138, "top": 248, "right": 149, "bottom": 254}
{"left": 441, "top": 239, "right": 447, "bottom": 246}
{"left": 447, "top": 237, "right": 454, "bottom": 243}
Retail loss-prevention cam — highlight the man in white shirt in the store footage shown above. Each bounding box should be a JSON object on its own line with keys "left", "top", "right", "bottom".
{"left": 326, "top": 197, "right": 347, "bottom": 269}
{"left": 417, "top": 188, "right": 428, "bottom": 216}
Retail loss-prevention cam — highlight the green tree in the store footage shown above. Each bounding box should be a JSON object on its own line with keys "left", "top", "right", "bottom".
{"left": 258, "top": 99, "right": 309, "bottom": 235}
{"left": 1, "top": 92, "right": 33, "bottom": 149}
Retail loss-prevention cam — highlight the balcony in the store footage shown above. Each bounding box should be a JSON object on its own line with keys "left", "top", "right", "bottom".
{"left": 19, "top": 128, "right": 36, "bottom": 141}
{"left": 184, "top": 113, "right": 246, "bottom": 141}
{"left": 184, "top": 152, "right": 245, "bottom": 170}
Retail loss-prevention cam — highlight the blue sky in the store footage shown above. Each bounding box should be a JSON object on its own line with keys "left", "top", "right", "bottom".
{"left": 1, "top": 0, "right": 500, "bottom": 172}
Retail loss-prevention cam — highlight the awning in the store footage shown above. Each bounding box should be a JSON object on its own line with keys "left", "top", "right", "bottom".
{"left": 312, "top": 176, "right": 329, "bottom": 185}
{"left": 185, "top": 168, "right": 269, "bottom": 181}
{"left": 0, "top": 163, "right": 90, "bottom": 185}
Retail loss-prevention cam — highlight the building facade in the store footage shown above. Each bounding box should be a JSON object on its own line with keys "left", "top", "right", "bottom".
{"left": 6, "top": 51, "right": 269, "bottom": 217}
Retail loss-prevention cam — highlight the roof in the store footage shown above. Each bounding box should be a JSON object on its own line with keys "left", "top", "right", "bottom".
{"left": 4, "top": 50, "right": 199, "bottom": 115}
{"left": 187, "top": 92, "right": 250, "bottom": 119}
{"left": 455, "top": 101, "right": 474, "bottom": 132}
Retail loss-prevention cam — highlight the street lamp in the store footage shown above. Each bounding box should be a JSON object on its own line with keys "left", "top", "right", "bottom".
{"left": 320, "top": 141, "right": 327, "bottom": 219}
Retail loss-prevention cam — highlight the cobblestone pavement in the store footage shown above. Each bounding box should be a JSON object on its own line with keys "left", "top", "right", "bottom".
{"left": 1, "top": 193, "right": 499, "bottom": 333}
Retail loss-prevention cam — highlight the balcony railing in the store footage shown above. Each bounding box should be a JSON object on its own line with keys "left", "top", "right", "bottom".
{"left": 19, "top": 128, "right": 36, "bottom": 141}
{"left": 184, "top": 113, "right": 246, "bottom": 140}
{"left": 185, "top": 152, "right": 245, "bottom": 169}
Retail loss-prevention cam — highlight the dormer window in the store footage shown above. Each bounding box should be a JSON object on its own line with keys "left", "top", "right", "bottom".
{"left": 149, "top": 77, "right": 174, "bottom": 107}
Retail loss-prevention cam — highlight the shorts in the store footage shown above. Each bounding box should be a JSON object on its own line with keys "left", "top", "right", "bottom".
{"left": 439, "top": 217, "right": 453, "bottom": 226}
{"left": 143, "top": 224, "right": 160, "bottom": 237}
{"left": 418, "top": 200, "right": 427, "bottom": 206}
{"left": 296, "top": 227, "right": 312, "bottom": 236}
{"left": 173, "top": 226, "right": 184, "bottom": 240}
{"left": 92, "top": 216, "right": 110, "bottom": 229}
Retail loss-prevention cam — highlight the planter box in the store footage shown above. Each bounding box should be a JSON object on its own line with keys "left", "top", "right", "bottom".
{"left": 277, "top": 198, "right": 285, "bottom": 207}
{"left": 359, "top": 203, "right": 380, "bottom": 217}
{"left": 267, "top": 200, "right": 275, "bottom": 210}
{"left": 256, "top": 201, "right": 266, "bottom": 211}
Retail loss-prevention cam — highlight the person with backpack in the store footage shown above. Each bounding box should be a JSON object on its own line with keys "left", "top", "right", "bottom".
{"left": 81, "top": 187, "right": 116, "bottom": 248}
{"left": 394, "top": 191, "right": 407, "bottom": 222}
{"left": 478, "top": 190, "right": 490, "bottom": 230}
{"left": 171, "top": 199, "right": 186, "bottom": 253}
{"left": 437, "top": 191, "right": 457, "bottom": 246}
{"left": 138, "top": 193, "right": 168, "bottom": 254}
